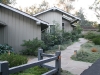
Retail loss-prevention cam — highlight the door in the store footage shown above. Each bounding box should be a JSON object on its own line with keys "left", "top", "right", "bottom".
{"left": 0, "top": 25, "right": 4, "bottom": 44}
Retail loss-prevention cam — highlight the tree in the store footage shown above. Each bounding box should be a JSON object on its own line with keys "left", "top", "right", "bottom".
{"left": 22, "top": 0, "right": 49, "bottom": 15}
{"left": 90, "top": 0, "right": 100, "bottom": 20}
{"left": 90, "top": 0, "right": 100, "bottom": 31}
{"left": 56, "top": 0, "right": 75, "bottom": 13}
{"left": 0, "top": 0, "right": 16, "bottom": 4}
{"left": 76, "top": 8, "right": 94, "bottom": 26}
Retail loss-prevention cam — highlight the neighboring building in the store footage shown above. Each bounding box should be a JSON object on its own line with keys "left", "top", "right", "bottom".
{"left": 0, "top": 3, "right": 48, "bottom": 52}
{"left": 34, "top": 7, "right": 80, "bottom": 32}
{"left": 82, "top": 26, "right": 99, "bottom": 31}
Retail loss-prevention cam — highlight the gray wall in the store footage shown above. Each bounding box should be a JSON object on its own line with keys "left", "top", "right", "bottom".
{"left": 0, "top": 7, "right": 41, "bottom": 52}
{"left": 36, "top": 11, "right": 62, "bottom": 30}
{"left": 36, "top": 10, "right": 73, "bottom": 32}
{"left": 62, "top": 19, "right": 73, "bottom": 32}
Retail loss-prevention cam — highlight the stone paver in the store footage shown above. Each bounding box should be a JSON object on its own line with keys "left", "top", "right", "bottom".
{"left": 28, "top": 38, "right": 92, "bottom": 75}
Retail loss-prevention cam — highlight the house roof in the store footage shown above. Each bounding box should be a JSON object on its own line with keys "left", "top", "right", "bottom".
{"left": 33, "top": 7, "right": 81, "bottom": 21}
{"left": 0, "top": 3, "right": 49, "bottom": 26}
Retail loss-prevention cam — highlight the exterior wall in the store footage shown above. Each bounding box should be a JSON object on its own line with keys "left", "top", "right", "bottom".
{"left": 0, "top": 7, "right": 41, "bottom": 52}
{"left": 62, "top": 19, "right": 73, "bottom": 32}
{"left": 0, "top": 26, "right": 4, "bottom": 44}
{"left": 36, "top": 11, "right": 62, "bottom": 30}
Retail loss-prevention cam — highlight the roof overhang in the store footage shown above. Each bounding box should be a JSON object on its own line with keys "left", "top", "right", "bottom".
{"left": 71, "top": 24, "right": 77, "bottom": 27}
{"left": 34, "top": 7, "right": 81, "bottom": 21}
{"left": 0, "top": 3, "right": 49, "bottom": 27}
{"left": 62, "top": 14, "right": 80, "bottom": 24}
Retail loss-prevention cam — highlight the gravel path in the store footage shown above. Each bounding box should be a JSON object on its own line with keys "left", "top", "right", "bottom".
{"left": 28, "top": 38, "right": 92, "bottom": 75}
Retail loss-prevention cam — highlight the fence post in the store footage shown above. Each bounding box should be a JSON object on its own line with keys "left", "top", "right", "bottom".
{"left": 55, "top": 51, "right": 61, "bottom": 75}
{"left": 0, "top": 61, "right": 9, "bottom": 75}
{"left": 38, "top": 48, "right": 43, "bottom": 61}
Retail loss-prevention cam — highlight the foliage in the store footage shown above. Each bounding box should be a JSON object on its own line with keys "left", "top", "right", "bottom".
{"left": 76, "top": 8, "right": 94, "bottom": 26}
{"left": 42, "top": 21, "right": 81, "bottom": 51}
{"left": 92, "top": 37, "right": 100, "bottom": 45}
{"left": 90, "top": 0, "right": 100, "bottom": 20}
{"left": 71, "top": 51, "right": 100, "bottom": 63}
{"left": 21, "top": 38, "right": 46, "bottom": 56}
{"left": 56, "top": 0, "right": 75, "bottom": 13}
{"left": 11, "top": 66, "right": 74, "bottom": 75}
{"left": 22, "top": 0, "right": 49, "bottom": 15}
{"left": 0, "top": 53, "right": 27, "bottom": 67}
{"left": 84, "top": 31, "right": 97, "bottom": 40}
{"left": 61, "top": 70, "right": 74, "bottom": 75}
{"left": 71, "top": 42, "right": 100, "bottom": 63}
{"left": 0, "top": 44, "right": 14, "bottom": 55}
{"left": 62, "top": 32, "right": 72, "bottom": 44}
{"left": 0, "top": 0, "right": 16, "bottom": 4}
{"left": 18, "top": 0, "right": 76, "bottom": 15}
{"left": 71, "top": 26, "right": 82, "bottom": 42}
{"left": 84, "top": 31, "right": 100, "bottom": 45}
{"left": 10, "top": 66, "right": 49, "bottom": 75}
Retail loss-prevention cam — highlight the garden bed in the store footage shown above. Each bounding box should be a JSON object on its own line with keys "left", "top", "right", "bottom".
{"left": 10, "top": 66, "right": 74, "bottom": 75}
{"left": 71, "top": 42, "right": 100, "bottom": 63}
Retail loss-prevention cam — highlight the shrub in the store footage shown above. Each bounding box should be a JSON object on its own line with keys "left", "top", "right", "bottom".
{"left": 71, "top": 51, "right": 90, "bottom": 62}
{"left": 23, "top": 66, "right": 48, "bottom": 75}
{"left": 71, "top": 50, "right": 100, "bottom": 63}
{"left": 84, "top": 31, "right": 96, "bottom": 40}
{"left": 0, "top": 53, "right": 27, "bottom": 67}
{"left": 11, "top": 66, "right": 48, "bottom": 75}
{"left": 62, "top": 32, "right": 72, "bottom": 44}
{"left": 17, "top": 73, "right": 33, "bottom": 75}
{"left": 0, "top": 44, "right": 14, "bottom": 55}
{"left": 92, "top": 37, "right": 100, "bottom": 45}
{"left": 21, "top": 38, "right": 46, "bottom": 56}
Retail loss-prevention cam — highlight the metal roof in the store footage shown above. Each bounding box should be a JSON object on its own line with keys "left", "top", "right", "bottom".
{"left": 33, "top": 7, "right": 81, "bottom": 20}
{"left": 0, "top": 3, "right": 49, "bottom": 26}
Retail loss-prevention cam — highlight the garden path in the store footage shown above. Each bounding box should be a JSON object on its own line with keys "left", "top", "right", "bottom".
{"left": 28, "top": 38, "right": 92, "bottom": 75}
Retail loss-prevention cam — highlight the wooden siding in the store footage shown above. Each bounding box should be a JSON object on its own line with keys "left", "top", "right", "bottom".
{"left": 0, "top": 7, "right": 41, "bottom": 52}
{"left": 62, "top": 19, "right": 73, "bottom": 32}
{"left": 36, "top": 11, "right": 62, "bottom": 30}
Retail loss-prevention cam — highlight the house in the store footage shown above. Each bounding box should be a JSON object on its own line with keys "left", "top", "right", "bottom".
{"left": 33, "top": 7, "right": 80, "bottom": 33}
{"left": 0, "top": 3, "right": 48, "bottom": 52}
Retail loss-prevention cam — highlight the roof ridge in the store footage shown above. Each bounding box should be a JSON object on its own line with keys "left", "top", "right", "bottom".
{"left": 33, "top": 7, "right": 80, "bottom": 20}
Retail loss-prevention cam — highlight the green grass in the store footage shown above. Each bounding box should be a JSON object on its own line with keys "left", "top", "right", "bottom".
{"left": 11, "top": 66, "right": 74, "bottom": 75}
{"left": 71, "top": 41, "right": 100, "bottom": 63}
{"left": 11, "top": 66, "right": 49, "bottom": 75}
{"left": 61, "top": 70, "right": 74, "bottom": 75}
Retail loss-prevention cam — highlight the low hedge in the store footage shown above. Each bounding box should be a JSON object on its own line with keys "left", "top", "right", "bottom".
{"left": 92, "top": 37, "right": 100, "bottom": 45}
{"left": 0, "top": 53, "right": 27, "bottom": 67}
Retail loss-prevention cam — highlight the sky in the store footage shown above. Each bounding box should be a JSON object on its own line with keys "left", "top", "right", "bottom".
{"left": 12, "top": 0, "right": 99, "bottom": 23}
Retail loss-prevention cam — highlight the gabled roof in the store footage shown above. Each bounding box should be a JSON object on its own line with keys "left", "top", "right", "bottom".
{"left": 0, "top": 3, "right": 49, "bottom": 26}
{"left": 33, "top": 7, "right": 80, "bottom": 20}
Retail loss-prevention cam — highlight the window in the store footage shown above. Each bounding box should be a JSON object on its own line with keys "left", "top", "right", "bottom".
{"left": 62, "top": 23, "right": 64, "bottom": 32}
{"left": 50, "top": 25, "right": 55, "bottom": 34}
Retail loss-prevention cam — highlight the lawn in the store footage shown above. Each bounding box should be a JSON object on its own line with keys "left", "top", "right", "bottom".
{"left": 71, "top": 41, "right": 100, "bottom": 63}
{"left": 10, "top": 66, "right": 74, "bottom": 75}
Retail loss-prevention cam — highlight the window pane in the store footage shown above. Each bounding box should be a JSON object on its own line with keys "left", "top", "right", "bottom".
{"left": 50, "top": 25, "right": 55, "bottom": 34}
